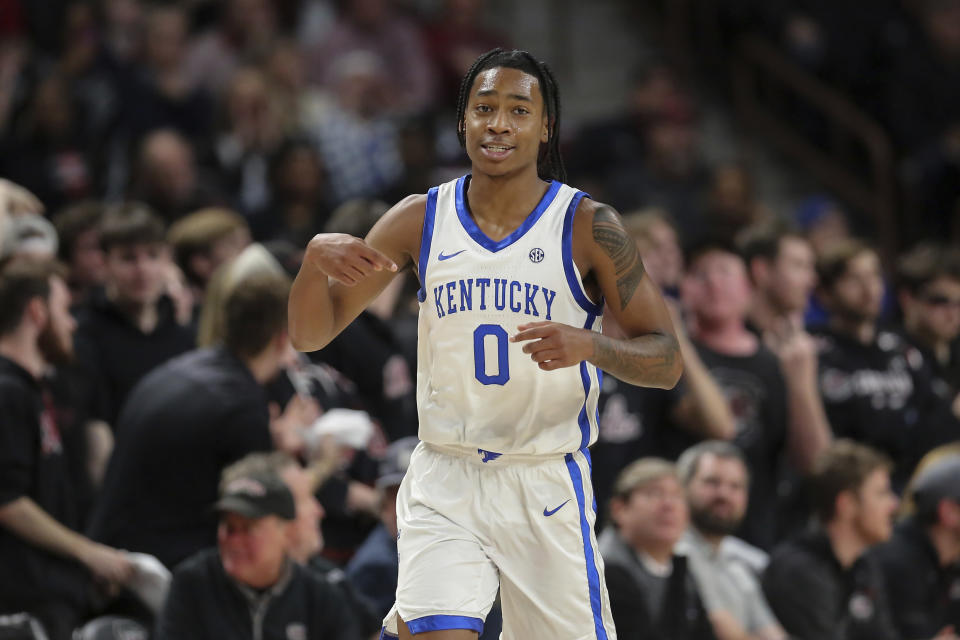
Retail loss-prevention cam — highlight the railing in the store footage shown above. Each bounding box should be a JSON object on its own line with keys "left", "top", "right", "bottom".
{"left": 641, "top": 0, "right": 901, "bottom": 264}
{"left": 731, "top": 35, "right": 899, "bottom": 264}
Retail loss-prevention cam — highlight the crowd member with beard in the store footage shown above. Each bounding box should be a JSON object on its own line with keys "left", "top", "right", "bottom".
{"left": 895, "top": 244, "right": 960, "bottom": 418}
{"left": 0, "top": 260, "right": 132, "bottom": 640}
{"left": 676, "top": 441, "right": 787, "bottom": 640}
{"left": 813, "top": 239, "right": 958, "bottom": 488}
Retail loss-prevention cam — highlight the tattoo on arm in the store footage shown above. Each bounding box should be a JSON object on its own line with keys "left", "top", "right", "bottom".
{"left": 592, "top": 207, "right": 646, "bottom": 310}
{"left": 591, "top": 332, "right": 680, "bottom": 387}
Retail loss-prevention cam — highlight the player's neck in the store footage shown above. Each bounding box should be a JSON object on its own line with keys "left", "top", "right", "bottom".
{"left": 466, "top": 167, "right": 550, "bottom": 232}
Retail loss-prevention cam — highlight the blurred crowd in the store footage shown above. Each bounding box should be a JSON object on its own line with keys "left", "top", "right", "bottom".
{"left": 0, "top": 0, "right": 959, "bottom": 639}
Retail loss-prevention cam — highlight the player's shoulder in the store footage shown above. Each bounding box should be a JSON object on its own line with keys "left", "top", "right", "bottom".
{"left": 368, "top": 193, "right": 428, "bottom": 253}
{"left": 573, "top": 196, "right": 624, "bottom": 228}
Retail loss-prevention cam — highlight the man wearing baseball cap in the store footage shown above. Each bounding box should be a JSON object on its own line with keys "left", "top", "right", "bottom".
{"left": 873, "top": 452, "right": 960, "bottom": 639}
{"left": 155, "top": 458, "right": 361, "bottom": 639}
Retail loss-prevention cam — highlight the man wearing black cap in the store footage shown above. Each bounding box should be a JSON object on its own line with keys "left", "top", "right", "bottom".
{"left": 873, "top": 454, "right": 960, "bottom": 639}
{"left": 155, "top": 460, "right": 361, "bottom": 640}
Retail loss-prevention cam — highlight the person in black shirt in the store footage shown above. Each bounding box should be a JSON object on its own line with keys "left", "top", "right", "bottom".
{"left": 155, "top": 459, "right": 361, "bottom": 640}
{"left": 813, "top": 240, "right": 956, "bottom": 487}
{"left": 763, "top": 440, "right": 900, "bottom": 640}
{"left": 895, "top": 243, "right": 960, "bottom": 417}
{"left": 0, "top": 261, "right": 132, "bottom": 640}
{"left": 679, "top": 237, "right": 830, "bottom": 549}
{"left": 87, "top": 272, "right": 313, "bottom": 569}
{"left": 73, "top": 205, "right": 195, "bottom": 430}
{"left": 599, "top": 458, "right": 716, "bottom": 640}
{"left": 873, "top": 452, "right": 960, "bottom": 639}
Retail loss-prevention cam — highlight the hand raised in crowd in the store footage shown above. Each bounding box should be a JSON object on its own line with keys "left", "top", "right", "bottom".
{"left": 304, "top": 233, "right": 397, "bottom": 286}
{"left": 763, "top": 317, "right": 819, "bottom": 385}
{"left": 270, "top": 393, "right": 321, "bottom": 456}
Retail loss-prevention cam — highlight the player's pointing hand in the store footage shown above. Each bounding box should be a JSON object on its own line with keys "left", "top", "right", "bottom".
{"left": 511, "top": 321, "right": 594, "bottom": 370}
{"left": 305, "top": 233, "right": 398, "bottom": 286}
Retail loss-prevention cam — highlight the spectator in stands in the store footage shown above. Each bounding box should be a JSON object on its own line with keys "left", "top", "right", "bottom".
{"left": 0, "top": 73, "right": 95, "bottom": 211}
{"left": 599, "top": 458, "right": 716, "bottom": 640}
{"left": 154, "top": 455, "right": 361, "bottom": 640}
{"left": 73, "top": 205, "right": 195, "bottom": 429}
{"left": 253, "top": 138, "right": 331, "bottom": 246}
{"left": 676, "top": 441, "right": 787, "bottom": 640}
{"left": 874, "top": 451, "right": 960, "bottom": 639}
{"left": 303, "top": 0, "right": 436, "bottom": 115}
{"left": 214, "top": 67, "right": 286, "bottom": 217}
{"left": 763, "top": 440, "right": 901, "bottom": 640}
{"left": 896, "top": 243, "right": 960, "bottom": 414}
{"left": 184, "top": 0, "right": 278, "bottom": 95}
{"left": 704, "top": 163, "right": 771, "bottom": 242}
{"left": 123, "top": 5, "right": 214, "bottom": 149}
{"left": 593, "top": 214, "right": 735, "bottom": 524}
{"left": 813, "top": 239, "right": 957, "bottom": 487}
{"left": 52, "top": 202, "right": 106, "bottom": 306}
{"left": 303, "top": 51, "right": 405, "bottom": 205}
{"left": 0, "top": 260, "right": 132, "bottom": 640}
{"left": 740, "top": 222, "right": 831, "bottom": 473}
{"left": 130, "top": 129, "right": 221, "bottom": 222}
{"left": 167, "top": 207, "right": 251, "bottom": 302}
{"left": 678, "top": 237, "right": 791, "bottom": 549}
{"left": 87, "top": 272, "right": 318, "bottom": 569}
{"left": 347, "top": 436, "right": 418, "bottom": 620}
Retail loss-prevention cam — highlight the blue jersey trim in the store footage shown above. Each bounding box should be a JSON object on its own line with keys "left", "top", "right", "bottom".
{"left": 454, "top": 175, "right": 561, "bottom": 252}
{"left": 562, "top": 191, "right": 604, "bottom": 315}
{"left": 417, "top": 187, "right": 439, "bottom": 303}
{"left": 565, "top": 453, "right": 609, "bottom": 640}
{"left": 378, "top": 629, "right": 399, "bottom": 640}
{"left": 405, "top": 614, "right": 484, "bottom": 634}
{"left": 578, "top": 313, "right": 598, "bottom": 451}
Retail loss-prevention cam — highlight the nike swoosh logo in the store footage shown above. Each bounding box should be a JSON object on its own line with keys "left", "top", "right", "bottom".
{"left": 438, "top": 250, "right": 466, "bottom": 261}
{"left": 543, "top": 500, "right": 571, "bottom": 517}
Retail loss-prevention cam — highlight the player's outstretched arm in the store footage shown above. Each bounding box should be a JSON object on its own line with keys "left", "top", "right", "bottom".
{"left": 288, "top": 194, "right": 425, "bottom": 352}
{"left": 512, "top": 199, "right": 682, "bottom": 388}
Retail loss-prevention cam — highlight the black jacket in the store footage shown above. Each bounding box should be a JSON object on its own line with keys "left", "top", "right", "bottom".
{"left": 763, "top": 528, "right": 899, "bottom": 640}
{"left": 599, "top": 528, "right": 716, "bottom": 640}
{"left": 155, "top": 549, "right": 362, "bottom": 640}
{"left": 873, "top": 518, "right": 960, "bottom": 639}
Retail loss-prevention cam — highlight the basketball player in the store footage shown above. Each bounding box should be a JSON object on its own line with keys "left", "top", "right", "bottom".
{"left": 289, "top": 49, "right": 682, "bottom": 640}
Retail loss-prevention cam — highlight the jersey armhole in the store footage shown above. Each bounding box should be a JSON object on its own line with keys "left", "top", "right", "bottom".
{"left": 417, "top": 186, "right": 440, "bottom": 302}
{"left": 561, "top": 192, "right": 605, "bottom": 315}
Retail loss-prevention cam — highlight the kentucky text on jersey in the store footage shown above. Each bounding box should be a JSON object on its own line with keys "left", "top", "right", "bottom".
{"left": 432, "top": 277, "right": 558, "bottom": 320}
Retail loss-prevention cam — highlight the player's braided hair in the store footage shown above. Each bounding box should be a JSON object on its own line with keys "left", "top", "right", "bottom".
{"left": 456, "top": 49, "right": 566, "bottom": 183}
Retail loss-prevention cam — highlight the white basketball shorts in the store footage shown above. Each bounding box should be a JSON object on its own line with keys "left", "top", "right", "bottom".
{"left": 379, "top": 442, "right": 617, "bottom": 639}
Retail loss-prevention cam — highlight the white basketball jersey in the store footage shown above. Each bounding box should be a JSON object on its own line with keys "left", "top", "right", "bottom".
{"left": 415, "top": 175, "right": 605, "bottom": 456}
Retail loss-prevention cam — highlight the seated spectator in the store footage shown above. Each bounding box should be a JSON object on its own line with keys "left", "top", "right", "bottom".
{"left": 623, "top": 209, "right": 684, "bottom": 298}
{"left": 762, "top": 440, "right": 900, "bottom": 640}
{"left": 599, "top": 458, "right": 716, "bottom": 640}
{"left": 130, "top": 130, "right": 222, "bottom": 223}
{"left": 87, "top": 271, "right": 317, "bottom": 568}
{"left": 51, "top": 201, "right": 106, "bottom": 307}
{"left": 154, "top": 455, "right": 361, "bottom": 639}
{"left": 873, "top": 451, "right": 960, "bottom": 639}
{"left": 0, "top": 260, "right": 132, "bottom": 640}
{"left": 813, "top": 239, "right": 958, "bottom": 487}
{"left": 167, "top": 207, "right": 251, "bottom": 302}
{"left": 704, "top": 163, "right": 771, "bottom": 242}
{"left": 896, "top": 243, "right": 960, "bottom": 415}
{"left": 72, "top": 205, "right": 195, "bottom": 429}
{"left": 676, "top": 441, "right": 787, "bottom": 640}
{"left": 347, "top": 436, "right": 418, "bottom": 620}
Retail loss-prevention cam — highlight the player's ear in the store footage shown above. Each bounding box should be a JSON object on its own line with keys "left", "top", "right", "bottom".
{"left": 540, "top": 117, "right": 550, "bottom": 144}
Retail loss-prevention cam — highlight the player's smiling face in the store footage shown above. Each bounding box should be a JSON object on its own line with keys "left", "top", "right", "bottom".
{"left": 462, "top": 66, "right": 550, "bottom": 177}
